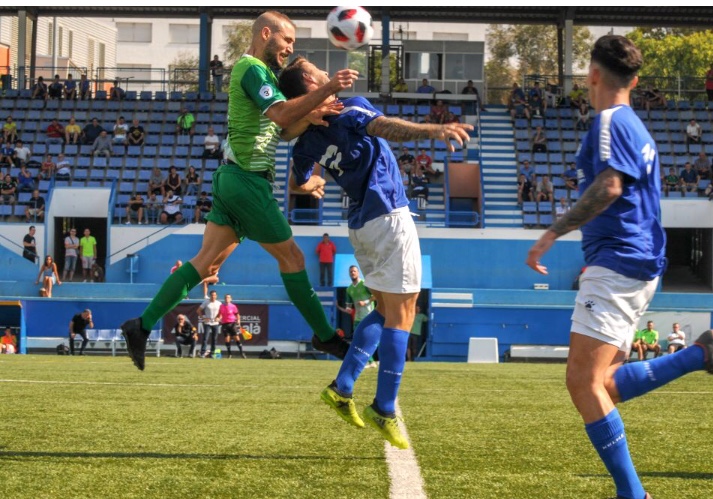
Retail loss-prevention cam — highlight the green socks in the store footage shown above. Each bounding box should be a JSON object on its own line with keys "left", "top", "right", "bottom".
{"left": 281, "top": 270, "right": 335, "bottom": 341}
{"left": 141, "top": 262, "right": 203, "bottom": 331}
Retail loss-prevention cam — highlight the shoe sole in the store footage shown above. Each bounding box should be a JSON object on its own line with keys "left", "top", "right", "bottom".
{"left": 363, "top": 408, "right": 409, "bottom": 450}
{"left": 320, "top": 389, "right": 364, "bottom": 428}
{"left": 121, "top": 321, "right": 146, "bottom": 371}
{"left": 312, "top": 335, "right": 350, "bottom": 360}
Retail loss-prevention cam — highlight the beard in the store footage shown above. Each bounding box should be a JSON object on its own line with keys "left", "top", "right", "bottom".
{"left": 264, "top": 37, "right": 285, "bottom": 74}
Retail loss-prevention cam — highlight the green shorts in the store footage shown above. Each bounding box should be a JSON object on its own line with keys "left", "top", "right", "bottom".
{"left": 205, "top": 164, "right": 292, "bottom": 244}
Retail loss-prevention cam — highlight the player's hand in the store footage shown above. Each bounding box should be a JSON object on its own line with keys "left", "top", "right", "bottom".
{"left": 436, "top": 123, "right": 474, "bottom": 152}
{"left": 526, "top": 231, "right": 557, "bottom": 275}
{"left": 328, "top": 69, "right": 359, "bottom": 93}
{"left": 308, "top": 99, "right": 344, "bottom": 127}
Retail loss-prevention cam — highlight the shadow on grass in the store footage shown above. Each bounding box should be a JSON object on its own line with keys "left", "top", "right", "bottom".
{"left": 577, "top": 471, "right": 713, "bottom": 480}
{"left": 0, "top": 450, "right": 382, "bottom": 461}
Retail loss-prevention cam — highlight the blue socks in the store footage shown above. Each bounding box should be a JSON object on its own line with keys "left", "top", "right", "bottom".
{"left": 335, "top": 310, "right": 385, "bottom": 395}
{"left": 585, "top": 409, "right": 645, "bottom": 499}
{"left": 374, "top": 327, "right": 409, "bottom": 415}
{"left": 615, "top": 345, "right": 706, "bottom": 402}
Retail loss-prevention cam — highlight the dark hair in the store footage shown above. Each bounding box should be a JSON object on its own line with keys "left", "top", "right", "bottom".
{"left": 590, "top": 35, "right": 642, "bottom": 86}
{"left": 278, "top": 56, "right": 309, "bottom": 99}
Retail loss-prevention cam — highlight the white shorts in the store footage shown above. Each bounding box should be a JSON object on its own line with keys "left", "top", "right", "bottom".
{"left": 81, "top": 256, "right": 95, "bottom": 270}
{"left": 348, "top": 206, "right": 421, "bottom": 294}
{"left": 571, "top": 266, "right": 658, "bottom": 352}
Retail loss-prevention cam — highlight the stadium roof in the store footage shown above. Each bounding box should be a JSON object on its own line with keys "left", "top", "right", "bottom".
{"left": 1, "top": 6, "right": 713, "bottom": 27}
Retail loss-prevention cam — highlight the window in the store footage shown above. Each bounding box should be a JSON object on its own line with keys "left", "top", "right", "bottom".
{"left": 58, "top": 26, "right": 63, "bottom": 57}
{"left": 98, "top": 43, "right": 106, "bottom": 80}
{"left": 47, "top": 22, "right": 53, "bottom": 54}
{"left": 445, "top": 53, "right": 483, "bottom": 81}
{"left": 390, "top": 29, "right": 417, "bottom": 41}
{"left": 433, "top": 32, "right": 468, "bottom": 41}
{"left": 116, "top": 63, "right": 152, "bottom": 84}
{"left": 169, "top": 24, "right": 199, "bottom": 44}
{"left": 405, "top": 52, "right": 442, "bottom": 80}
{"left": 68, "top": 30, "right": 73, "bottom": 59}
{"left": 88, "top": 39, "right": 95, "bottom": 70}
{"left": 117, "top": 22, "right": 152, "bottom": 43}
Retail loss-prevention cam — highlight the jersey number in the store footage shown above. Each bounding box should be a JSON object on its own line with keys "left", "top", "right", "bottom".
{"left": 319, "top": 145, "right": 345, "bottom": 177}
{"left": 641, "top": 143, "right": 656, "bottom": 174}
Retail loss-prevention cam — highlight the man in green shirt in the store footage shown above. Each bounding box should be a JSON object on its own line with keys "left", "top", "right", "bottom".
{"left": 408, "top": 305, "right": 428, "bottom": 361}
{"left": 345, "top": 266, "right": 374, "bottom": 328}
{"left": 120, "top": 10, "right": 359, "bottom": 370}
{"left": 631, "top": 320, "right": 661, "bottom": 361}
{"left": 175, "top": 108, "right": 196, "bottom": 138}
{"left": 79, "top": 228, "right": 97, "bottom": 283}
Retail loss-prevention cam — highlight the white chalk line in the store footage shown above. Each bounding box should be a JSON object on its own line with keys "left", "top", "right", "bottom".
{"left": 386, "top": 401, "right": 427, "bottom": 499}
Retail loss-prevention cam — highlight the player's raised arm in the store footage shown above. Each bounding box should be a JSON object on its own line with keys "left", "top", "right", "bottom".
{"left": 365, "top": 116, "right": 473, "bottom": 152}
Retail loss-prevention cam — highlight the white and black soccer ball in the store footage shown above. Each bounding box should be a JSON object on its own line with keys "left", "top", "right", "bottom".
{"left": 326, "top": 6, "right": 374, "bottom": 51}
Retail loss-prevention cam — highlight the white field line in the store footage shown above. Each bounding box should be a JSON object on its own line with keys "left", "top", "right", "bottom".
{"left": 387, "top": 401, "right": 427, "bottom": 499}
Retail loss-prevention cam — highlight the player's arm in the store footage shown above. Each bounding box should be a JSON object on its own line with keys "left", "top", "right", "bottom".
{"left": 280, "top": 100, "right": 345, "bottom": 141}
{"left": 526, "top": 167, "right": 623, "bottom": 274}
{"left": 266, "top": 69, "right": 358, "bottom": 129}
{"left": 288, "top": 171, "right": 325, "bottom": 199}
{"left": 365, "top": 116, "right": 473, "bottom": 152}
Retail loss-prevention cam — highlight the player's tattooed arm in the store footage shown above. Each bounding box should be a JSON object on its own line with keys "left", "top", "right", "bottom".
{"left": 549, "top": 167, "right": 623, "bottom": 237}
{"left": 366, "top": 116, "right": 473, "bottom": 151}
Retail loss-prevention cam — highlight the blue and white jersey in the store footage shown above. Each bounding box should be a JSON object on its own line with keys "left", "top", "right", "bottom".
{"left": 576, "top": 104, "right": 666, "bottom": 281}
{"left": 291, "top": 96, "right": 408, "bottom": 229}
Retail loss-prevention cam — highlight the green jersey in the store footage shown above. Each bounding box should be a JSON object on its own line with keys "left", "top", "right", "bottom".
{"left": 346, "top": 280, "right": 374, "bottom": 323}
{"left": 635, "top": 328, "right": 658, "bottom": 345}
{"left": 224, "top": 55, "right": 286, "bottom": 180}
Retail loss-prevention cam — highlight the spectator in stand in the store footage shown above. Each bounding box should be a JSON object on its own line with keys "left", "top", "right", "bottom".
{"left": 3, "top": 116, "right": 18, "bottom": 145}
{"left": 531, "top": 125, "right": 547, "bottom": 153}
{"left": 1, "top": 327, "right": 16, "bottom": 354}
{"left": 81, "top": 118, "right": 104, "bottom": 145}
{"left": 562, "top": 162, "right": 578, "bottom": 191}
{"left": 109, "top": 79, "right": 126, "bottom": 101}
{"left": 172, "top": 314, "right": 198, "bottom": 358}
{"left": 1, "top": 172, "right": 17, "bottom": 211}
{"left": 68, "top": 309, "right": 93, "bottom": 356}
{"left": 679, "top": 161, "right": 699, "bottom": 196}
{"left": 92, "top": 130, "right": 112, "bottom": 160}
{"left": 416, "top": 148, "right": 439, "bottom": 179}
{"left": 706, "top": 63, "right": 713, "bottom": 103}
{"left": 183, "top": 165, "right": 201, "bottom": 197}
{"left": 544, "top": 83, "right": 559, "bottom": 109}
{"left": 555, "top": 197, "right": 571, "bottom": 220}
{"left": 209, "top": 55, "right": 225, "bottom": 93}
{"left": 145, "top": 192, "right": 161, "bottom": 224}
{"left": 194, "top": 191, "right": 212, "bottom": 223}
{"left": 25, "top": 189, "right": 45, "bottom": 223}
{"left": 417, "top": 78, "right": 436, "bottom": 94}
{"left": 48, "top": 74, "right": 63, "bottom": 100}
{"left": 38, "top": 154, "right": 55, "bottom": 181}
{"left": 429, "top": 99, "right": 447, "bottom": 124}
{"left": 202, "top": 126, "right": 222, "bottom": 159}
{"left": 17, "top": 164, "right": 36, "bottom": 192}
{"left": 520, "top": 159, "right": 534, "bottom": 181}
{"left": 112, "top": 116, "right": 129, "bottom": 146}
{"left": 575, "top": 101, "right": 591, "bottom": 131}
{"left": 35, "top": 255, "right": 61, "bottom": 297}
{"left": 517, "top": 173, "right": 534, "bottom": 206}
{"left": 31, "top": 76, "right": 48, "bottom": 100}
{"left": 126, "top": 193, "right": 145, "bottom": 225}
{"left": 79, "top": 228, "right": 97, "bottom": 282}
{"left": 176, "top": 107, "right": 196, "bottom": 137}
{"left": 568, "top": 83, "right": 586, "bottom": 108}
{"left": 23, "top": 226, "right": 37, "bottom": 263}
{"left": 411, "top": 171, "right": 429, "bottom": 203}
{"left": 643, "top": 86, "right": 666, "bottom": 112}
{"left": 160, "top": 188, "right": 183, "bottom": 225}
{"left": 13, "top": 140, "right": 31, "bottom": 169}
{"left": 536, "top": 174, "right": 554, "bottom": 203}
{"left": 127, "top": 118, "right": 145, "bottom": 146}
{"left": 398, "top": 147, "right": 416, "bottom": 182}
{"left": 461, "top": 79, "right": 486, "bottom": 113}
{"left": 528, "top": 81, "right": 545, "bottom": 116}
{"left": 666, "top": 323, "right": 687, "bottom": 354}
{"left": 45, "top": 119, "right": 65, "bottom": 145}
{"left": 663, "top": 167, "right": 680, "bottom": 197}
{"left": 444, "top": 111, "right": 460, "bottom": 124}
{"left": 148, "top": 167, "right": 165, "bottom": 197}
{"left": 63, "top": 228, "right": 79, "bottom": 282}
{"left": 685, "top": 118, "right": 702, "bottom": 150}
{"left": 64, "top": 74, "right": 77, "bottom": 100}
{"left": 165, "top": 166, "right": 183, "bottom": 196}
{"left": 55, "top": 153, "right": 72, "bottom": 180}
{"left": 64, "top": 117, "right": 81, "bottom": 145}
{"left": 631, "top": 320, "right": 661, "bottom": 361}
{"left": 694, "top": 151, "right": 711, "bottom": 180}
{"left": 0, "top": 139, "right": 15, "bottom": 169}
{"left": 79, "top": 74, "right": 91, "bottom": 100}
{"left": 392, "top": 78, "right": 408, "bottom": 93}
{"left": 316, "top": 232, "right": 337, "bottom": 287}
{"left": 509, "top": 82, "right": 531, "bottom": 120}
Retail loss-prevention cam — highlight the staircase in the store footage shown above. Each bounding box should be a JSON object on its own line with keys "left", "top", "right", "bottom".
{"left": 478, "top": 107, "right": 522, "bottom": 228}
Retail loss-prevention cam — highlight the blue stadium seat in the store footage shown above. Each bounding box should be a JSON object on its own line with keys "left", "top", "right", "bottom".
{"left": 539, "top": 213, "right": 553, "bottom": 225}
{"left": 154, "top": 91, "right": 167, "bottom": 101}
{"left": 402, "top": 105, "right": 415, "bottom": 116}
{"left": 124, "top": 90, "right": 137, "bottom": 101}
{"left": 184, "top": 92, "right": 198, "bottom": 101}
{"left": 95, "top": 90, "right": 108, "bottom": 100}
{"left": 93, "top": 157, "right": 107, "bottom": 168}
{"left": 170, "top": 91, "right": 183, "bottom": 101}
{"left": 140, "top": 91, "right": 153, "bottom": 101}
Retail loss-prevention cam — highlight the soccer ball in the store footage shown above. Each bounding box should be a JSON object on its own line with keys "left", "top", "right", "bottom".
{"left": 326, "top": 6, "right": 374, "bottom": 51}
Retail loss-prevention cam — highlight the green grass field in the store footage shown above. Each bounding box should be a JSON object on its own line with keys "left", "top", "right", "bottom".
{"left": 0, "top": 355, "right": 711, "bottom": 499}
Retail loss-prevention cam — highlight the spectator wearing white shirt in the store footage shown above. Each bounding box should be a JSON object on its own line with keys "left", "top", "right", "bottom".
{"left": 197, "top": 290, "right": 222, "bottom": 357}
{"left": 113, "top": 116, "right": 129, "bottom": 145}
{"left": 159, "top": 189, "right": 183, "bottom": 225}
{"left": 555, "top": 197, "right": 571, "bottom": 220}
{"left": 686, "top": 118, "right": 702, "bottom": 150}
{"left": 203, "top": 126, "right": 221, "bottom": 159}
{"left": 666, "top": 323, "right": 686, "bottom": 354}
{"left": 13, "top": 140, "right": 31, "bottom": 168}
{"left": 56, "top": 153, "right": 72, "bottom": 179}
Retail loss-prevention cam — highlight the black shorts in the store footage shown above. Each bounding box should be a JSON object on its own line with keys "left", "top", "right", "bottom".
{"left": 221, "top": 323, "right": 240, "bottom": 338}
{"left": 162, "top": 211, "right": 180, "bottom": 222}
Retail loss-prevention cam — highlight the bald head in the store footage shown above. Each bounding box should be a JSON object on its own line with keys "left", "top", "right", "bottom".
{"left": 252, "top": 11, "right": 295, "bottom": 39}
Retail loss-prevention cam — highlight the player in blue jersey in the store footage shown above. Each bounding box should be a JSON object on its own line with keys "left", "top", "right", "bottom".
{"left": 278, "top": 57, "right": 472, "bottom": 449}
{"left": 527, "top": 35, "right": 712, "bottom": 499}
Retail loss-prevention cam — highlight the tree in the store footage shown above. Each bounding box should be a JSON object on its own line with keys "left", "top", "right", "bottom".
{"left": 222, "top": 21, "right": 253, "bottom": 65}
{"left": 169, "top": 51, "right": 199, "bottom": 92}
{"left": 485, "top": 24, "right": 593, "bottom": 103}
